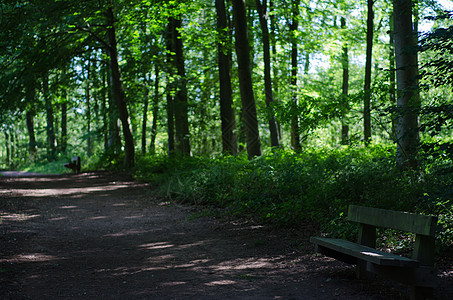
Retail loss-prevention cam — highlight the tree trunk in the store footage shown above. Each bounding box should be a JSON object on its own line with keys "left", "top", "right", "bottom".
{"left": 256, "top": 0, "right": 280, "bottom": 148}
{"left": 216, "top": 0, "right": 238, "bottom": 155}
{"left": 393, "top": 0, "right": 420, "bottom": 169}
{"left": 290, "top": 0, "right": 301, "bottom": 152}
{"left": 150, "top": 64, "right": 160, "bottom": 154}
{"left": 101, "top": 61, "right": 109, "bottom": 151}
{"left": 341, "top": 17, "right": 349, "bottom": 145}
{"left": 106, "top": 60, "right": 121, "bottom": 154}
{"left": 43, "top": 72, "right": 57, "bottom": 161}
{"left": 106, "top": 5, "right": 135, "bottom": 168}
{"left": 389, "top": 11, "right": 397, "bottom": 142}
{"left": 4, "top": 130, "right": 11, "bottom": 167}
{"left": 172, "top": 16, "right": 191, "bottom": 156}
{"left": 166, "top": 18, "right": 176, "bottom": 157}
{"left": 269, "top": 0, "right": 283, "bottom": 141}
{"left": 363, "top": 0, "right": 374, "bottom": 145}
{"left": 232, "top": 0, "right": 262, "bottom": 159}
{"left": 25, "top": 80, "right": 37, "bottom": 160}
{"left": 141, "top": 86, "right": 149, "bottom": 155}
{"left": 85, "top": 62, "right": 92, "bottom": 157}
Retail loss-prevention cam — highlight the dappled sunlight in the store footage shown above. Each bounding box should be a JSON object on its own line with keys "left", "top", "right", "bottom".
{"left": 49, "top": 216, "right": 67, "bottom": 221}
{"left": 139, "top": 242, "right": 174, "bottom": 250}
{"left": 205, "top": 279, "right": 237, "bottom": 286}
{"left": 103, "top": 229, "right": 149, "bottom": 237}
{"left": 10, "top": 183, "right": 135, "bottom": 197}
{"left": 90, "top": 216, "right": 108, "bottom": 220}
{"left": 0, "top": 212, "right": 40, "bottom": 222}
{"left": 0, "top": 253, "right": 64, "bottom": 263}
{"left": 59, "top": 205, "right": 78, "bottom": 209}
{"left": 212, "top": 257, "right": 274, "bottom": 271}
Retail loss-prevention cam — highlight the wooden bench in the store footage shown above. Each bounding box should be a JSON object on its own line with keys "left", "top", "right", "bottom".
{"left": 310, "top": 205, "right": 438, "bottom": 300}
{"left": 63, "top": 156, "right": 81, "bottom": 173}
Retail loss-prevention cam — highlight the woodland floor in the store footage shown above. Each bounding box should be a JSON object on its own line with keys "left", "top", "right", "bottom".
{"left": 0, "top": 171, "right": 452, "bottom": 299}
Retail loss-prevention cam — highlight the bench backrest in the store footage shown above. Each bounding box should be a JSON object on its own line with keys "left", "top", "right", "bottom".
{"left": 348, "top": 205, "right": 437, "bottom": 236}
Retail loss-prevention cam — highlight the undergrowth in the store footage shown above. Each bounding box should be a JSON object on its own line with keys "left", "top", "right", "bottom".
{"left": 136, "top": 145, "right": 453, "bottom": 252}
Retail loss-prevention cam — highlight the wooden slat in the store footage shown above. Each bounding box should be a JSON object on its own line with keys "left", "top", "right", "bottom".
{"left": 310, "top": 237, "right": 419, "bottom": 267}
{"left": 348, "top": 205, "right": 437, "bottom": 236}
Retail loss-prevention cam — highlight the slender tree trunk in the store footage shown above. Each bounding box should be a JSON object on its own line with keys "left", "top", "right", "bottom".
{"left": 106, "top": 5, "right": 135, "bottom": 168}
{"left": 25, "top": 80, "right": 37, "bottom": 160}
{"left": 43, "top": 72, "right": 57, "bottom": 161}
{"left": 172, "top": 16, "right": 191, "bottom": 156}
{"left": 216, "top": 0, "right": 238, "bottom": 155}
{"left": 85, "top": 62, "right": 92, "bottom": 157}
{"left": 101, "top": 61, "right": 109, "bottom": 151}
{"left": 4, "top": 130, "right": 11, "bottom": 167}
{"left": 269, "top": 0, "right": 283, "bottom": 141}
{"left": 106, "top": 60, "right": 121, "bottom": 154}
{"left": 341, "top": 17, "right": 350, "bottom": 145}
{"left": 393, "top": 0, "right": 420, "bottom": 170}
{"left": 141, "top": 86, "right": 149, "bottom": 155}
{"left": 389, "top": 11, "right": 397, "bottom": 142}
{"left": 363, "top": 0, "right": 374, "bottom": 145}
{"left": 166, "top": 18, "right": 176, "bottom": 157}
{"left": 232, "top": 0, "right": 262, "bottom": 159}
{"left": 290, "top": 0, "right": 301, "bottom": 152}
{"left": 150, "top": 64, "right": 160, "bottom": 154}
{"left": 61, "top": 98, "right": 68, "bottom": 153}
{"left": 256, "top": 0, "right": 280, "bottom": 147}
{"left": 26, "top": 111, "right": 37, "bottom": 160}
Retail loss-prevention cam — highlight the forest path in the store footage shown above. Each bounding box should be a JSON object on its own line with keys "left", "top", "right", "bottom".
{"left": 0, "top": 172, "right": 450, "bottom": 299}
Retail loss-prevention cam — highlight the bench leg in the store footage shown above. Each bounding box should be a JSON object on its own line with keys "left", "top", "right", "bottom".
{"left": 410, "top": 286, "right": 433, "bottom": 300}
{"left": 356, "top": 260, "right": 374, "bottom": 280}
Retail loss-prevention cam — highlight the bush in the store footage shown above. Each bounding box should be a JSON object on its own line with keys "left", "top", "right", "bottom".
{"left": 134, "top": 145, "right": 453, "bottom": 251}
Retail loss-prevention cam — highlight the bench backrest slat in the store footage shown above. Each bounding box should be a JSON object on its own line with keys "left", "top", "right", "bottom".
{"left": 348, "top": 205, "right": 437, "bottom": 236}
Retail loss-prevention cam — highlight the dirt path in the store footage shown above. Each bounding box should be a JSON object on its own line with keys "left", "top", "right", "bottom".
{"left": 0, "top": 172, "right": 451, "bottom": 299}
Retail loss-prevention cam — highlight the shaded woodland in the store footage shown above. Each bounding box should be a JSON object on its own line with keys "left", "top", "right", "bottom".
{"left": 1, "top": 1, "right": 453, "bottom": 248}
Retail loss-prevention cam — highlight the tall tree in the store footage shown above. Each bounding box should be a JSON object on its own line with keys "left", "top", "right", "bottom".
{"left": 256, "top": 0, "right": 280, "bottom": 147}
{"left": 290, "top": 0, "right": 301, "bottom": 152}
{"left": 340, "top": 17, "right": 349, "bottom": 145}
{"left": 363, "top": 0, "right": 374, "bottom": 145}
{"left": 393, "top": 0, "right": 420, "bottom": 170}
{"left": 389, "top": 11, "right": 397, "bottom": 142}
{"left": 216, "top": 0, "right": 238, "bottom": 155}
{"left": 149, "top": 64, "right": 160, "bottom": 154}
{"left": 232, "top": 0, "right": 262, "bottom": 159}
{"left": 25, "top": 76, "right": 37, "bottom": 160}
{"left": 165, "top": 16, "right": 176, "bottom": 156}
{"left": 43, "top": 71, "right": 57, "bottom": 161}
{"left": 172, "top": 16, "right": 191, "bottom": 156}
{"left": 106, "top": 5, "right": 135, "bottom": 167}
{"left": 141, "top": 83, "right": 149, "bottom": 155}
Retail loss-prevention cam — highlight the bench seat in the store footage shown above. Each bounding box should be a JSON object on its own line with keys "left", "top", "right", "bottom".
{"left": 310, "top": 237, "right": 419, "bottom": 267}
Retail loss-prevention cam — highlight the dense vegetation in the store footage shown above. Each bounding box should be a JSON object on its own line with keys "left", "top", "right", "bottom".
{"left": 1, "top": 1, "right": 453, "bottom": 251}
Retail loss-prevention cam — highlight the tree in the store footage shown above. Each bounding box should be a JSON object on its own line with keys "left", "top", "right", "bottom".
{"left": 393, "top": 0, "right": 420, "bottom": 169}
{"left": 290, "top": 0, "right": 301, "bottom": 152}
{"left": 106, "top": 4, "right": 135, "bottom": 168}
{"left": 43, "top": 71, "right": 57, "bottom": 161}
{"left": 363, "top": 0, "right": 374, "bottom": 145}
{"left": 216, "top": 0, "right": 238, "bottom": 155}
{"left": 340, "top": 17, "right": 350, "bottom": 145}
{"left": 232, "top": 0, "right": 262, "bottom": 159}
{"left": 172, "top": 16, "right": 191, "bottom": 156}
{"left": 256, "top": 0, "right": 280, "bottom": 147}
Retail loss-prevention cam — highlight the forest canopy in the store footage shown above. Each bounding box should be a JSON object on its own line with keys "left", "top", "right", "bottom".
{"left": 1, "top": 0, "right": 452, "bottom": 168}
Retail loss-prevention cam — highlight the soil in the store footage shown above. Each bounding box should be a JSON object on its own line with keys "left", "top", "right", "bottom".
{"left": 0, "top": 171, "right": 452, "bottom": 299}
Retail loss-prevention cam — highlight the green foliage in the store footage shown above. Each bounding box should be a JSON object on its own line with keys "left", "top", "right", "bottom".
{"left": 135, "top": 146, "right": 453, "bottom": 251}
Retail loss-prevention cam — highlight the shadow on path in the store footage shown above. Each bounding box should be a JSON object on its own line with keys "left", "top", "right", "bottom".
{"left": 1, "top": 172, "right": 452, "bottom": 299}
